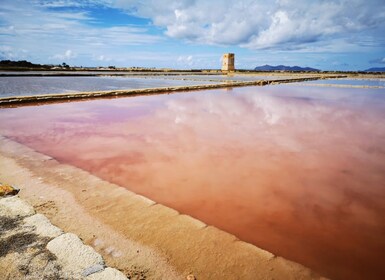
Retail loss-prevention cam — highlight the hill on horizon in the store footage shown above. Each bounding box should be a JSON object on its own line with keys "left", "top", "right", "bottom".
{"left": 254, "top": 64, "right": 320, "bottom": 72}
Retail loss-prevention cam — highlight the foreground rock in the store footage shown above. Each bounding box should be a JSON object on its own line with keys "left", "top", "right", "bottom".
{"left": 0, "top": 195, "right": 128, "bottom": 279}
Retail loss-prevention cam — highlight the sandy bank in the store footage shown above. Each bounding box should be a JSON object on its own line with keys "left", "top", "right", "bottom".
{"left": 0, "top": 135, "right": 325, "bottom": 279}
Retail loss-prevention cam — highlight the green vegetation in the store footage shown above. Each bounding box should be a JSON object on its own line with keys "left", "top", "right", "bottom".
{"left": 0, "top": 60, "right": 54, "bottom": 70}
{"left": 0, "top": 60, "right": 82, "bottom": 71}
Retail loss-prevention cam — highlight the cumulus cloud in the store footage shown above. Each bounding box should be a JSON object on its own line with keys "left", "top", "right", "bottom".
{"left": 52, "top": 49, "right": 76, "bottom": 60}
{"left": 93, "top": 54, "right": 112, "bottom": 62}
{"left": 111, "top": 0, "right": 385, "bottom": 50}
{"left": 0, "top": 0, "right": 163, "bottom": 63}
{"left": 177, "top": 55, "right": 193, "bottom": 66}
{"left": 1, "top": 0, "right": 384, "bottom": 69}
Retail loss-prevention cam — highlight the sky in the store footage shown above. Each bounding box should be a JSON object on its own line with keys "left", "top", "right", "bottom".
{"left": 0, "top": 0, "right": 384, "bottom": 71}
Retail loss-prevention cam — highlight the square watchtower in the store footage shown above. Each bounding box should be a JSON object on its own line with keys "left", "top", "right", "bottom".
{"left": 222, "top": 53, "right": 235, "bottom": 72}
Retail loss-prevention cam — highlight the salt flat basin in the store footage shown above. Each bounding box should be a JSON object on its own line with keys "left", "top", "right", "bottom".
{"left": 0, "top": 76, "right": 219, "bottom": 97}
{"left": 0, "top": 85, "right": 384, "bottom": 280}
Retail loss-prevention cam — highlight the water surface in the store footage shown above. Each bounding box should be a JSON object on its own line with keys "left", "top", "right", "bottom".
{"left": 0, "top": 76, "right": 218, "bottom": 97}
{"left": 0, "top": 85, "right": 384, "bottom": 280}
{"left": 299, "top": 78, "right": 385, "bottom": 87}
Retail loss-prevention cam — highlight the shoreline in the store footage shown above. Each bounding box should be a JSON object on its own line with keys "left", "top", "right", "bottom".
{"left": 0, "top": 135, "right": 325, "bottom": 279}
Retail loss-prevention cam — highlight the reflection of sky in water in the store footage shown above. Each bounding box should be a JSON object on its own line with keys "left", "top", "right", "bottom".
{"left": 0, "top": 74, "right": 309, "bottom": 98}
{"left": 298, "top": 78, "right": 385, "bottom": 87}
{"left": 0, "top": 85, "right": 384, "bottom": 280}
{"left": 0, "top": 76, "right": 218, "bottom": 97}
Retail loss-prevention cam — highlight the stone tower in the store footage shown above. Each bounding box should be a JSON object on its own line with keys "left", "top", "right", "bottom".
{"left": 222, "top": 53, "right": 235, "bottom": 72}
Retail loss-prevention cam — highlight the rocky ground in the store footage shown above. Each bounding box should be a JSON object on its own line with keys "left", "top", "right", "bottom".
{"left": 0, "top": 194, "right": 128, "bottom": 280}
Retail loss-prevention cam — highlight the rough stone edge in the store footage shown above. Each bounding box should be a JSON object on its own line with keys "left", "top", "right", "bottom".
{"left": 0, "top": 195, "right": 128, "bottom": 279}
{"left": 0, "top": 195, "right": 35, "bottom": 218}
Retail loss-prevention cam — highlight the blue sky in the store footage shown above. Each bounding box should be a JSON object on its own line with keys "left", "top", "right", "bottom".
{"left": 0, "top": 0, "right": 384, "bottom": 70}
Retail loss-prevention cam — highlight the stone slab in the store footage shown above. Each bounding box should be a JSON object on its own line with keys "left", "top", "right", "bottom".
{"left": 47, "top": 233, "right": 104, "bottom": 276}
{"left": 0, "top": 195, "right": 35, "bottom": 218}
{"left": 86, "top": 267, "right": 128, "bottom": 280}
{"left": 23, "top": 213, "right": 63, "bottom": 238}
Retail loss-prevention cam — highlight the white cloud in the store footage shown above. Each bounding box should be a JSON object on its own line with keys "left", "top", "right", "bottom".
{"left": 1, "top": 0, "right": 383, "bottom": 69}
{"left": 93, "top": 54, "right": 112, "bottom": 62}
{"left": 177, "top": 55, "right": 193, "bottom": 66}
{"left": 0, "top": 0, "right": 163, "bottom": 64}
{"left": 52, "top": 49, "right": 76, "bottom": 60}
{"left": 111, "top": 0, "right": 385, "bottom": 51}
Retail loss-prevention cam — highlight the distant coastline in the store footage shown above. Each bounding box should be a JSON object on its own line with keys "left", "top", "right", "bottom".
{"left": 2, "top": 60, "right": 385, "bottom": 74}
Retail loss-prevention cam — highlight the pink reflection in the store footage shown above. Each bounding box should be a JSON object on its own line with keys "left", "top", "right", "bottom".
{"left": 0, "top": 86, "right": 385, "bottom": 280}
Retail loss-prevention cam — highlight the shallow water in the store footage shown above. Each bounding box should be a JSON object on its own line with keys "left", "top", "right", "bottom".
{"left": 0, "top": 76, "right": 218, "bottom": 97}
{"left": 0, "top": 85, "right": 384, "bottom": 280}
{"left": 299, "top": 78, "right": 385, "bottom": 87}
{"left": 0, "top": 73, "right": 309, "bottom": 98}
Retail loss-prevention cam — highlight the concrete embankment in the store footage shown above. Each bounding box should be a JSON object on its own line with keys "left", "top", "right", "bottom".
{"left": 0, "top": 135, "right": 327, "bottom": 279}
{"left": 0, "top": 76, "right": 345, "bottom": 107}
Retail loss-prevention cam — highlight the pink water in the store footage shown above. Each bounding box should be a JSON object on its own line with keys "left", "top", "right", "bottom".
{"left": 0, "top": 85, "right": 384, "bottom": 279}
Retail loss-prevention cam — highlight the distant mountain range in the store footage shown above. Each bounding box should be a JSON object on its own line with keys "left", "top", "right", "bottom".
{"left": 254, "top": 65, "right": 320, "bottom": 72}
{"left": 254, "top": 64, "right": 385, "bottom": 72}
{"left": 363, "top": 67, "right": 385, "bottom": 72}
